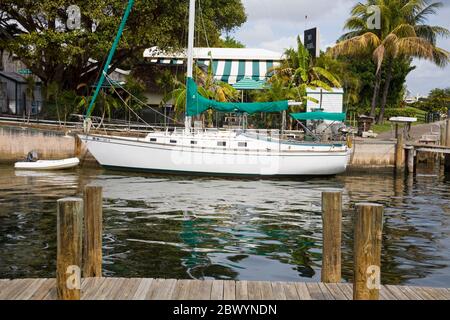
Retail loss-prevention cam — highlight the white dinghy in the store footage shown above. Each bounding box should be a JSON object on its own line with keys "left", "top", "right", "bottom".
{"left": 15, "top": 158, "right": 80, "bottom": 170}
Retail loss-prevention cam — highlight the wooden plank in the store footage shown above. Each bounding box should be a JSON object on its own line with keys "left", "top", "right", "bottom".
{"left": 318, "top": 283, "right": 336, "bottom": 300}
{"left": 260, "top": 281, "right": 275, "bottom": 300}
{"left": 172, "top": 279, "right": 192, "bottom": 300}
{"left": 210, "top": 280, "right": 224, "bottom": 300}
{"left": 147, "top": 279, "right": 178, "bottom": 300}
{"left": 385, "top": 285, "right": 410, "bottom": 300}
{"left": 422, "top": 287, "right": 450, "bottom": 300}
{"left": 408, "top": 286, "right": 435, "bottom": 300}
{"left": 7, "top": 279, "right": 37, "bottom": 300}
{"left": 181, "top": 280, "right": 203, "bottom": 300}
{"left": 29, "top": 279, "right": 56, "bottom": 300}
{"left": 398, "top": 286, "right": 424, "bottom": 300}
{"left": 271, "top": 282, "right": 287, "bottom": 300}
{"left": 295, "top": 283, "right": 312, "bottom": 300}
{"left": 0, "top": 279, "right": 21, "bottom": 299}
{"left": 193, "top": 280, "right": 213, "bottom": 301}
{"left": 132, "top": 278, "right": 154, "bottom": 300}
{"left": 336, "top": 284, "right": 353, "bottom": 300}
{"left": 81, "top": 277, "right": 107, "bottom": 300}
{"left": 247, "top": 281, "right": 262, "bottom": 300}
{"left": 305, "top": 283, "right": 325, "bottom": 300}
{"left": 15, "top": 279, "right": 47, "bottom": 300}
{"left": 379, "top": 286, "right": 398, "bottom": 300}
{"left": 88, "top": 278, "right": 119, "bottom": 300}
{"left": 42, "top": 286, "right": 58, "bottom": 300}
{"left": 223, "top": 281, "right": 236, "bottom": 300}
{"left": 105, "top": 278, "right": 134, "bottom": 300}
{"left": 323, "top": 283, "right": 348, "bottom": 300}
{"left": 283, "top": 282, "right": 300, "bottom": 300}
{"left": 235, "top": 281, "right": 248, "bottom": 300}
{"left": 0, "top": 279, "right": 33, "bottom": 300}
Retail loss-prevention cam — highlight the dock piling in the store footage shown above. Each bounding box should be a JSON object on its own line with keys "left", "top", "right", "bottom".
{"left": 406, "top": 147, "right": 415, "bottom": 174}
{"left": 83, "top": 185, "right": 103, "bottom": 278}
{"left": 353, "top": 203, "right": 384, "bottom": 300}
{"left": 321, "top": 191, "right": 342, "bottom": 283}
{"left": 395, "top": 132, "right": 405, "bottom": 172}
{"left": 57, "top": 198, "right": 83, "bottom": 300}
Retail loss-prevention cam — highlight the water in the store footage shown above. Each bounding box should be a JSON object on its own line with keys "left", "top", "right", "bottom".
{"left": 1, "top": 164, "right": 450, "bottom": 287}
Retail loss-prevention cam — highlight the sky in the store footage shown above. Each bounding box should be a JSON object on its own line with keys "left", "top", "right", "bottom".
{"left": 230, "top": 0, "right": 450, "bottom": 97}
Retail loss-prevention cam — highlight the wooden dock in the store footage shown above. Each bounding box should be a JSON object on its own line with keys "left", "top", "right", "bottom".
{"left": 1, "top": 278, "right": 449, "bottom": 300}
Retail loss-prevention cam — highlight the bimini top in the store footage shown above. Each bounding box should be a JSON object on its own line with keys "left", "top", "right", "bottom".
{"left": 186, "top": 77, "right": 288, "bottom": 117}
{"left": 291, "top": 112, "right": 346, "bottom": 122}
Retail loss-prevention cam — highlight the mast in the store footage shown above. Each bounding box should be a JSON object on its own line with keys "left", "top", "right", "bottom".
{"left": 84, "top": 0, "right": 135, "bottom": 133}
{"left": 185, "top": 0, "right": 196, "bottom": 132}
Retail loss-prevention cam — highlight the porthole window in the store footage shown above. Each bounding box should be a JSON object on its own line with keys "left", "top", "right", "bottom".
{"left": 170, "top": 140, "right": 177, "bottom": 144}
{"left": 238, "top": 142, "right": 247, "bottom": 147}
{"left": 150, "top": 138, "right": 157, "bottom": 142}
{"left": 191, "top": 141, "right": 198, "bottom": 145}
{"left": 217, "top": 141, "right": 226, "bottom": 147}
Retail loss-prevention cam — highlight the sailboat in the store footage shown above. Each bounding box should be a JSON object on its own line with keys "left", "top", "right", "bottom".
{"left": 78, "top": 0, "right": 350, "bottom": 176}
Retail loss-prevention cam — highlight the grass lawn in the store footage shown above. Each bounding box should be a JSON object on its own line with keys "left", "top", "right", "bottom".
{"left": 371, "top": 121, "right": 425, "bottom": 134}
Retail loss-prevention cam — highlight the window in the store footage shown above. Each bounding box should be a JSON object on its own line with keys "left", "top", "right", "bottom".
{"left": 191, "top": 141, "right": 198, "bottom": 145}
{"left": 170, "top": 140, "right": 177, "bottom": 144}
{"left": 238, "top": 142, "right": 247, "bottom": 148}
{"left": 217, "top": 141, "right": 226, "bottom": 147}
{"left": 150, "top": 138, "right": 157, "bottom": 142}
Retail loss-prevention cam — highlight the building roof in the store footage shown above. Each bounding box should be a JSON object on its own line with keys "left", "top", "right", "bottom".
{"left": 0, "top": 71, "right": 28, "bottom": 84}
{"left": 143, "top": 47, "right": 283, "bottom": 86}
{"left": 0, "top": 71, "right": 42, "bottom": 85}
{"left": 143, "top": 47, "right": 284, "bottom": 61}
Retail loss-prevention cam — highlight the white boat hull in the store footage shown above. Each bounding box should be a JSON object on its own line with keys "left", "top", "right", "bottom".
{"left": 14, "top": 158, "right": 80, "bottom": 170}
{"left": 79, "top": 134, "right": 349, "bottom": 176}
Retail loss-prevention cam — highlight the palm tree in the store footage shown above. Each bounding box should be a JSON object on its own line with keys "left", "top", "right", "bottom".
{"left": 277, "top": 36, "right": 341, "bottom": 94}
{"left": 330, "top": 0, "right": 449, "bottom": 123}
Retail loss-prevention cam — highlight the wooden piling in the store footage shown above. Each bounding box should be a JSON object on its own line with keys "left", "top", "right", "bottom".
{"left": 321, "top": 191, "right": 342, "bottom": 283}
{"left": 446, "top": 120, "right": 450, "bottom": 147}
{"left": 83, "top": 185, "right": 103, "bottom": 278}
{"left": 353, "top": 203, "right": 384, "bottom": 300}
{"left": 395, "top": 132, "right": 405, "bottom": 172}
{"left": 74, "top": 135, "right": 82, "bottom": 158}
{"left": 57, "top": 198, "right": 83, "bottom": 300}
{"left": 406, "top": 147, "right": 415, "bottom": 174}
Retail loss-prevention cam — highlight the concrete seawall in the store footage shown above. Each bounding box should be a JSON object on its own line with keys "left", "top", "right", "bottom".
{"left": 348, "top": 140, "right": 395, "bottom": 169}
{"left": 0, "top": 125, "right": 77, "bottom": 163}
{"left": 1, "top": 124, "right": 396, "bottom": 170}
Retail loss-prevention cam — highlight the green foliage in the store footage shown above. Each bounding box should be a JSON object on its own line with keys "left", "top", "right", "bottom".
{"left": 331, "top": 0, "right": 449, "bottom": 123}
{"left": 218, "top": 35, "right": 245, "bottom": 48}
{"left": 413, "top": 87, "right": 450, "bottom": 113}
{"left": 256, "top": 36, "right": 341, "bottom": 112}
{"left": 0, "top": 0, "right": 247, "bottom": 90}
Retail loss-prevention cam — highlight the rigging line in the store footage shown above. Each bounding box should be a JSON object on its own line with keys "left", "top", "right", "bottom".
{"left": 103, "top": 74, "right": 155, "bottom": 129}
{"left": 198, "top": 0, "right": 210, "bottom": 48}
{"left": 104, "top": 73, "right": 183, "bottom": 125}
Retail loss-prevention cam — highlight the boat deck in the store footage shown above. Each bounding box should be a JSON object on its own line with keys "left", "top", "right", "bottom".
{"left": 1, "top": 278, "right": 449, "bottom": 300}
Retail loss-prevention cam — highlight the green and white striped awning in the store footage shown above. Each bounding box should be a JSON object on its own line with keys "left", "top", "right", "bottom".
{"left": 148, "top": 58, "right": 278, "bottom": 86}
{"left": 197, "top": 60, "right": 278, "bottom": 85}
{"left": 232, "top": 77, "right": 266, "bottom": 90}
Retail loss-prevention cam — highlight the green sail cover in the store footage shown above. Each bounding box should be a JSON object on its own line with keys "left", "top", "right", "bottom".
{"left": 186, "top": 77, "right": 289, "bottom": 116}
{"left": 290, "top": 112, "right": 346, "bottom": 122}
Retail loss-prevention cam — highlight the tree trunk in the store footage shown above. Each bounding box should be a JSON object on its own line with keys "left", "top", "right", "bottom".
{"left": 377, "top": 62, "right": 393, "bottom": 125}
{"left": 370, "top": 71, "right": 382, "bottom": 118}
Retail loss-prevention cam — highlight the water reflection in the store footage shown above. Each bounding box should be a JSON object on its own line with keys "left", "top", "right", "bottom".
{"left": 0, "top": 164, "right": 450, "bottom": 287}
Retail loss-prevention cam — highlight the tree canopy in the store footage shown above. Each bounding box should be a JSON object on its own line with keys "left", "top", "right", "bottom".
{"left": 0, "top": 0, "right": 247, "bottom": 90}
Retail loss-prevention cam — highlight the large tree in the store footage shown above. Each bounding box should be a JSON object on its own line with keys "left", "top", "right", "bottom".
{"left": 0, "top": 0, "right": 246, "bottom": 90}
